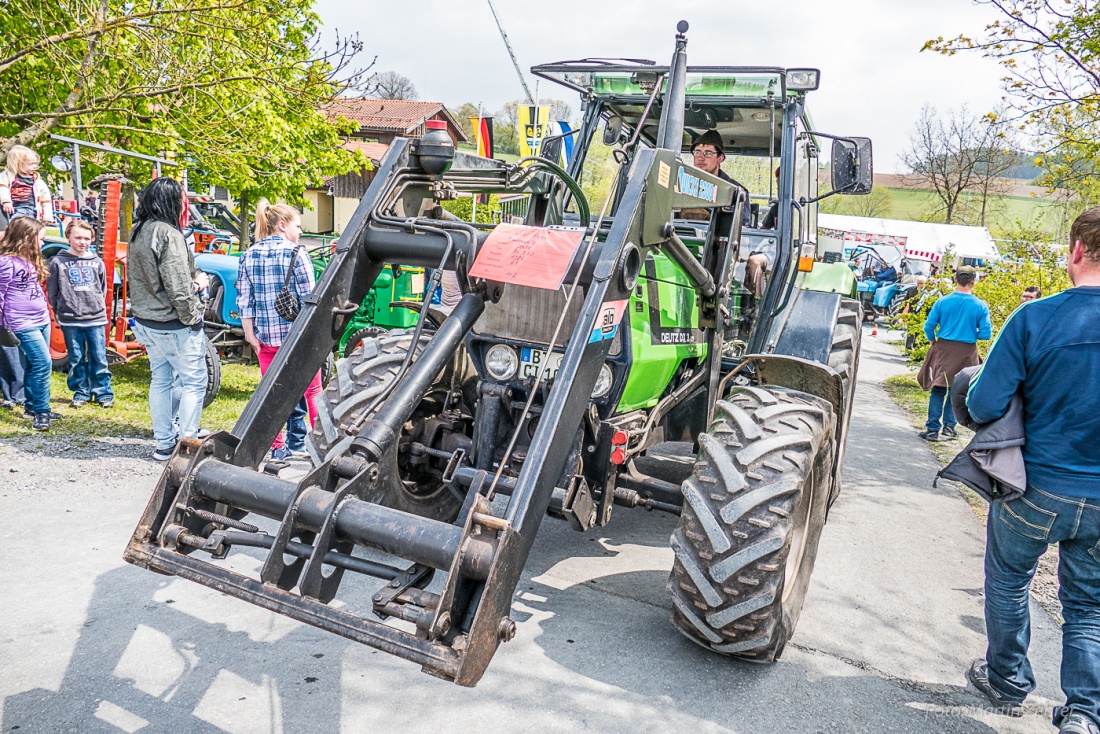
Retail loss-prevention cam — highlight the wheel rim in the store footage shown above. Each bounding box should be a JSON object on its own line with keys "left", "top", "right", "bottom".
{"left": 782, "top": 463, "right": 814, "bottom": 603}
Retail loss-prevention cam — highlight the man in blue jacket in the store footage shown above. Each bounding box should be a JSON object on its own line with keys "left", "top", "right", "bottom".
{"left": 964, "top": 208, "right": 1100, "bottom": 734}
{"left": 917, "top": 266, "right": 992, "bottom": 441}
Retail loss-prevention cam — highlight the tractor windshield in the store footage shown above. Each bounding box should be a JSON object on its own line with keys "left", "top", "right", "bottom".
{"left": 536, "top": 64, "right": 804, "bottom": 229}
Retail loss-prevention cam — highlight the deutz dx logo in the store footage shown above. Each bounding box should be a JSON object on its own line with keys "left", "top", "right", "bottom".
{"left": 675, "top": 167, "right": 718, "bottom": 202}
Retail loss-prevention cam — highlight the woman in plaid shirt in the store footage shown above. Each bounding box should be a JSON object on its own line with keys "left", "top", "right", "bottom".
{"left": 236, "top": 201, "right": 322, "bottom": 459}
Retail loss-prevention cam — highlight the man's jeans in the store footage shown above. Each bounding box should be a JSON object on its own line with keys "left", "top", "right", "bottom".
{"left": 15, "top": 323, "right": 52, "bottom": 415}
{"left": 926, "top": 384, "right": 956, "bottom": 432}
{"left": 0, "top": 344, "right": 25, "bottom": 403}
{"left": 285, "top": 398, "right": 308, "bottom": 452}
{"left": 61, "top": 325, "right": 114, "bottom": 402}
{"left": 133, "top": 323, "right": 207, "bottom": 452}
{"left": 984, "top": 486, "right": 1100, "bottom": 728}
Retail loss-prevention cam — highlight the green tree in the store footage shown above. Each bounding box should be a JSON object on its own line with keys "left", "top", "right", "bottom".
{"left": 454, "top": 102, "right": 480, "bottom": 145}
{"left": 0, "top": 0, "right": 371, "bottom": 205}
{"left": 925, "top": 1, "right": 1097, "bottom": 207}
{"left": 494, "top": 101, "right": 520, "bottom": 155}
{"left": 973, "top": 223, "right": 1073, "bottom": 343}
{"left": 820, "top": 185, "right": 894, "bottom": 218}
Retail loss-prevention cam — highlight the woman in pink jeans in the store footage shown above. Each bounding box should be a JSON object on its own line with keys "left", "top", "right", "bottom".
{"left": 235, "top": 201, "right": 321, "bottom": 460}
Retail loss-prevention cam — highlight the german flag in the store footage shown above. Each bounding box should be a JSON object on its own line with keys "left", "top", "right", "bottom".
{"left": 471, "top": 117, "right": 494, "bottom": 204}
{"left": 471, "top": 117, "right": 494, "bottom": 159}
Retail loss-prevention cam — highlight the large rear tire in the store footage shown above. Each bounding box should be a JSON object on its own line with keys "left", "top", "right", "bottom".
{"left": 307, "top": 330, "right": 463, "bottom": 522}
{"left": 667, "top": 385, "right": 835, "bottom": 661}
{"left": 826, "top": 297, "right": 861, "bottom": 505}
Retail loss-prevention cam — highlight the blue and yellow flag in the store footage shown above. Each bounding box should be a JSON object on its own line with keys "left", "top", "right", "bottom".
{"left": 517, "top": 105, "right": 550, "bottom": 158}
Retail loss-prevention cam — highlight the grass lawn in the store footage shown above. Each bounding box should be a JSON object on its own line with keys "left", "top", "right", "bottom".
{"left": 882, "top": 187, "right": 1065, "bottom": 236}
{"left": 0, "top": 358, "right": 261, "bottom": 440}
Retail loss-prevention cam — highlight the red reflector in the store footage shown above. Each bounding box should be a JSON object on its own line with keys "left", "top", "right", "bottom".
{"left": 425, "top": 120, "right": 448, "bottom": 130}
{"left": 611, "top": 447, "right": 627, "bottom": 465}
{"left": 612, "top": 430, "right": 629, "bottom": 446}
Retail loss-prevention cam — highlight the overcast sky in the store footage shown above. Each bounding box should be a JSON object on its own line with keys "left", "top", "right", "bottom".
{"left": 315, "top": 0, "right": 1010, "bottom": 173}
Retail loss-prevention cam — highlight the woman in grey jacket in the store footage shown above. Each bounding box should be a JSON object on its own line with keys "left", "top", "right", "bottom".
{"left": 127, "top": 178, "right": 209, "bottom": 461}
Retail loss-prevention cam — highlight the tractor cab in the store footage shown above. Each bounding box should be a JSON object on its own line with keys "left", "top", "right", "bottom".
{"left": 533, "top": 62, "right": 867, "bottom": 356}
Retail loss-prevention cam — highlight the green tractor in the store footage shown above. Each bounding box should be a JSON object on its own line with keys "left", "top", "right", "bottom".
{"left": 197, "top": 237, "right": 427, "bottom": 362}
{"left": 125, "top": 22, "right": 870, "bottom": 685}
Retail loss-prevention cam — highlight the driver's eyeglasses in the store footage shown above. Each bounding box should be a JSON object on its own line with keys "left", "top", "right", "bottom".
{"left": 693, "top": 150, "right": 719, "bottom": 159}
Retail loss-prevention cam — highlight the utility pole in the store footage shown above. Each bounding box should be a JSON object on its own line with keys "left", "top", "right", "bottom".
{"left": 486, "top": 0, "right": 534, "bottom": 103}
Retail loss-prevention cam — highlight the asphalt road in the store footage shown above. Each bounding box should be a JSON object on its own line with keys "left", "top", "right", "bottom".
{"left": 0, "top": 327, "right": 1065, "bottom": 733}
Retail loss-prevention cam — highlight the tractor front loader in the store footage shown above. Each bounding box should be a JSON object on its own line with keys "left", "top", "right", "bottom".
{"left": 125, "top": 22, "right": 872, "bottom": 686}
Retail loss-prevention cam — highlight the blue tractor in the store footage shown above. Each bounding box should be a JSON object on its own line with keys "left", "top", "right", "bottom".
{"left": 849, "top": 243, "right": 903, "bottom": 321}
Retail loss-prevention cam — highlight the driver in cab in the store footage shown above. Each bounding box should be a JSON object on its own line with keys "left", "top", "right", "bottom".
{"left": 680, "top": 130, "right": 768, "bottom": 299}
{"left": 679, "top": 130, "right": 749, "bottom": 226}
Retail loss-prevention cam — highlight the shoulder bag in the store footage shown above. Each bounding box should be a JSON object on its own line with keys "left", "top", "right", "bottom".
{"left": 273, "top": 244, "right": 306, "bottom": 322}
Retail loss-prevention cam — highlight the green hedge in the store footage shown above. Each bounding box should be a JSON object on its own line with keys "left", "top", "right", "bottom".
{"left": 895, "top": 230, "right": 1072, "bottom": 364}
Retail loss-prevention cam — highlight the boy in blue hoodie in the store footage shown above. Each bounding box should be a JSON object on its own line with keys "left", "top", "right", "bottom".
{"left": 46, "top": 219, "right": 114, "bottom": 408}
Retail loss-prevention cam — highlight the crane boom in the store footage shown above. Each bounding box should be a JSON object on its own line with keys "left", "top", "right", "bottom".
{"left": 486, "top": 0, "right": 534, "bottom": 103}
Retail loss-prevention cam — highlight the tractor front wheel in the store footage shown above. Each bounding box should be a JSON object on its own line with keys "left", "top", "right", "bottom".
{"left": 667, "top": 385, "right": 835, "bottom": 661}
{"left": 308, "top": 330, "right": 464, "bottom": 523}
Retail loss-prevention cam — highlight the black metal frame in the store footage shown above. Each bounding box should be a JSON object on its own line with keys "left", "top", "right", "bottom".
{"left": 125, "top": 124, "right": 742, "bottom": 683}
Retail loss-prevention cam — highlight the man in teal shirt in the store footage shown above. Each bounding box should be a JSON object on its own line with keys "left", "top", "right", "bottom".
{"left": 916, "top": 266, "right": 992, "bottom": 441}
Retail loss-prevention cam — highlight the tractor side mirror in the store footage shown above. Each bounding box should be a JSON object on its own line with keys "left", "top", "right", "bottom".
{"left": 832, "top": 137, "right": 873, "bottom": 195}
{"left": 603, "top": 115, "right": 623, "bottom": 146}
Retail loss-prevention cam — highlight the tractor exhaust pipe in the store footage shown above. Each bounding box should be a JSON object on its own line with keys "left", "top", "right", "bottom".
{"left": 656, "top": 21, "right": 689, "bottom": 152}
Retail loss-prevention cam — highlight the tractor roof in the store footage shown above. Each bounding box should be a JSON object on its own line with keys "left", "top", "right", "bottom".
{"left": 532, "top": 61, "right": 795, "bottom": 100}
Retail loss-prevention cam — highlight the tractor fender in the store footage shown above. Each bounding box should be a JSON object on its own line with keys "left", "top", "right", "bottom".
{"left": 739, "top": 353, "right": 844, "bottom": 424}
{"left": 738, "top": 289, "right": 861, "bottom": 503}
{"left": 195, "top": 252, "right": 242, "bottom": 327}
{"left": 771, "top": 288, "right": 843, "bottom": 367}
{"left": 737, "top": 351, "right": 849, "bottom": 500}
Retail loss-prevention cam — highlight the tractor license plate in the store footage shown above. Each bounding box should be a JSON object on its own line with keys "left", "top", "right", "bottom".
{"left": 519, "top": 348, "right": 563, "bottom": 380}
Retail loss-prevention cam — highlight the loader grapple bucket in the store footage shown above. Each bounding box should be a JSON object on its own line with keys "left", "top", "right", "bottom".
{"left": 125, "top": 432, "right": 526, "bottom": 685}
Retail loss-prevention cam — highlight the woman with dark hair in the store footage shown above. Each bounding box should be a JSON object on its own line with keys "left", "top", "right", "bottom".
{"left": 127, "top": 177, "right": 210, "bottom": 461}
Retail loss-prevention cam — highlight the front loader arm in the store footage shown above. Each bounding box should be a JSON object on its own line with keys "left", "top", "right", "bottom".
{"left": 124, "top": 143, "right": 684, "bottom": 686}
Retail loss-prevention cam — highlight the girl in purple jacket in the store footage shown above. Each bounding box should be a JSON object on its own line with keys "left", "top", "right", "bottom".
{"left": 0, "top": 217, "right": 59, "bottom": 430}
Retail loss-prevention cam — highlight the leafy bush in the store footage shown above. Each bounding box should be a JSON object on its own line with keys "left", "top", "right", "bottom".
{"left": 896, "top": 223, "right": 1072, "bottom": 363}
{"left": 892, "top": 270, "right": 955, "bottom": 365}
{"left": 440, "top": 195, "right": 502, "bottom": 224}
{"left": 972, "top": 228, "right": 1071, "bottom": 353}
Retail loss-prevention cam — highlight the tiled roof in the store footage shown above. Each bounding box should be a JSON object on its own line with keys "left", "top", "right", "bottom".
{"left": 344, "top": 139, "right": 391, "bottom": 163}
{"left": 325, "top": 98, "right": 469, "bottom": 141}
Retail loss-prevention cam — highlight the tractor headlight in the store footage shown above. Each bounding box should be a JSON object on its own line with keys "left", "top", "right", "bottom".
{"left": 785, "top": 68, "right": 820, "bottom": 91}
{"left": 591, "top": 363, "right": 614, "bottom": 398}
{"left": 485, "top": 344, "right": 518, "bottom": 381}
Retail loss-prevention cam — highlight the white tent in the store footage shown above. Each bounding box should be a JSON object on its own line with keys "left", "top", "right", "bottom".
{"left": 818, "top": 213, "right": 1000, "bottom": 262}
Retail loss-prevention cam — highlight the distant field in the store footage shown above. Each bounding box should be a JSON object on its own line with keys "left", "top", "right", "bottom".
{"left": 881, "top": 187, "right": 1068, "bottom": 238}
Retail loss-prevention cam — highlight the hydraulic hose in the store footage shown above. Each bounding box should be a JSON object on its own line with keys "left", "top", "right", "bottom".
{"left": 510, "top": 156, "right": 591, "bottom": 227}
